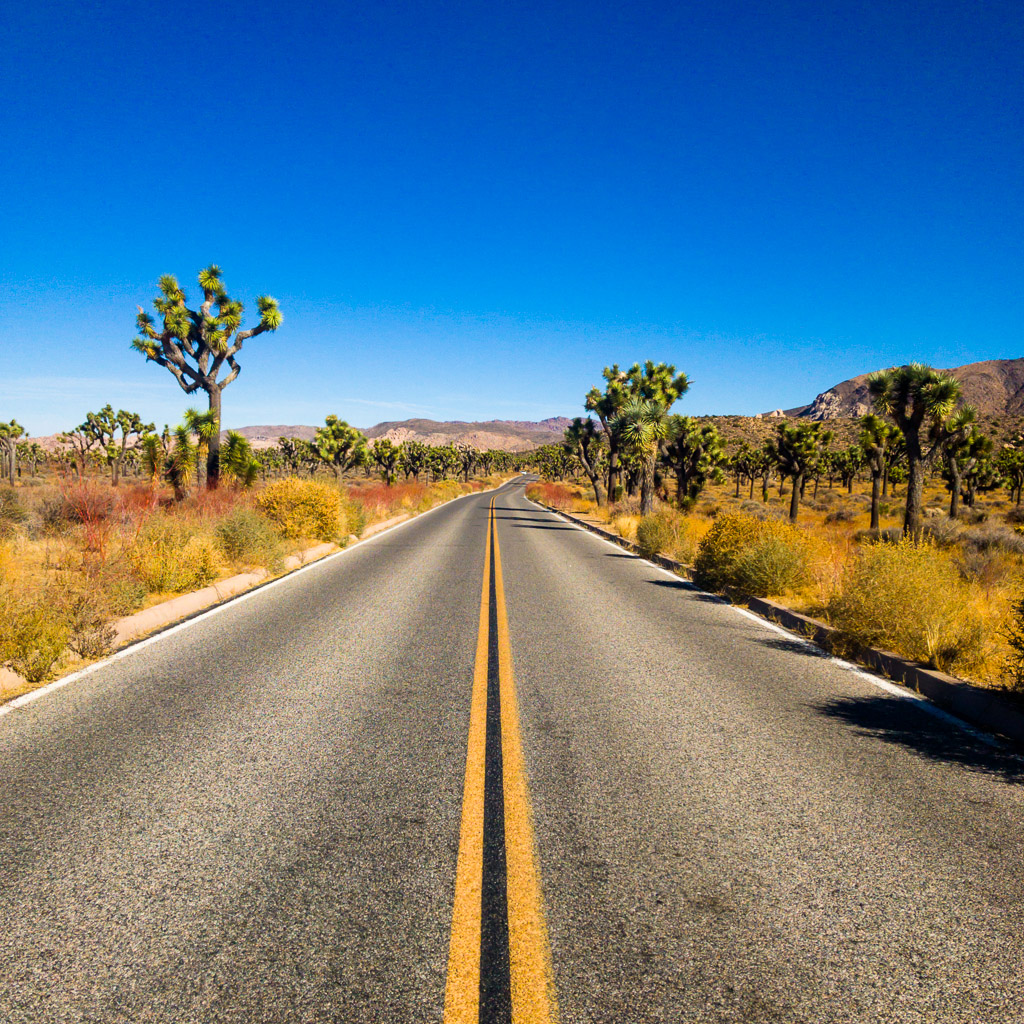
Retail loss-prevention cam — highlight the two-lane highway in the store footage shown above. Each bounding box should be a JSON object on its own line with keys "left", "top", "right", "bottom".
{"left": 1, "top": 477, "right": 1023, "bottom": 1022}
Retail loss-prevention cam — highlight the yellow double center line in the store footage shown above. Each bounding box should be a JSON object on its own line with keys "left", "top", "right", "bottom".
{"left": 444, "top": 496, "right": 558, "bottom": 1023}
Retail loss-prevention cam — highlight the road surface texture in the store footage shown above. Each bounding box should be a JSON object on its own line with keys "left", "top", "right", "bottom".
{"left": 1, "top": 477, "right": 1023, "bottom": 1023}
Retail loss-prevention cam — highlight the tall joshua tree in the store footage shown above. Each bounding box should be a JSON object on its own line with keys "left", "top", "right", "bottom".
{"left": 867, "top": 364, "right": 963, "bottom": 539}
{"left": 768, "top": 421, "right": 832, "bottom": 523}
{"left": 611, "top": 399, "right": 668, "bottom": 514}
{"left": 564, "top": 416, "right": 606, "bottom": 505}
{"left": 860, "top": 414, "right": 898, "bottom": 530}
{"left": 0, "top": 420, "right": 25, "bottom": 482}
{"left": 132, "top": 265, "right": 282, "bottom": 488}
{"left": 939, "top": 406, "right": 980, "bottom": 519}
{"left": 585, "top": 361, "right": 689, "bottom": 500}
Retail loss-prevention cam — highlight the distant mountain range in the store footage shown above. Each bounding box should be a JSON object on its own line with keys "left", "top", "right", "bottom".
{"left": 229, "top": 417, "right": 572, "bottom": 452}
{"left": 775, "top": 357, "right": 1024, "bottom": 420}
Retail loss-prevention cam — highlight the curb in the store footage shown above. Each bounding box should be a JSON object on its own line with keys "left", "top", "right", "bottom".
{"left": 746, "top": 598, "right": 1024, "bottom": 747}
{"left": 541, "top": 501, "right": 1024, "bottom": 747}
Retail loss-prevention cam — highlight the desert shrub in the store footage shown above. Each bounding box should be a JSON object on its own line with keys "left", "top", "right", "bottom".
{"left": 131, "top": 519, "right": 219, "bottom": 593}
{"left": 0, "top": 488, "right": 27, "bottom": 538}
{"left": 0, "top": 586, "right": 70, "bottom": 682}
{"left": 635, "top": 513, "right": 675, "bottom": 559}
{"left": 256, "top": 478, "right": 343, "bottom": 541}
{"left": 693, "top": 513, "right": 811, "bottom": 596}
{"left": 961, "top": 523, "right": 1024, "bottom": 555}
{"left": 611, "top": 514, "right": 640, "bottom": 543}
{"left": 60, "top": 588, "right": 116, "bottom": 659}
{"left": 853, "top": 527, "right": 903, "bottom": 544}
{"left": 1001, "top": 590, "right": 1024, "bottom": 691}
{"left": 824, "top": 507, "right": 857, "bottom": 524}
{"left": 215, "top": 509, "right": 283, "bottom": 571}
{"left": 827, "top": 539, "right": 986, "bottom": 673}
{"left": 104, "top": 578, "right": 148, "bottom": 616}
{"left": 525, "top": 482, "right": 581, "bottom": 510}
{"left": 732, "top": 533, "right": 811, "bottom": 597}
{"left": 922, "top": 517, "right": 961, "bottom": 546}
{"left": 1005, "top": 505, "right": 1024, "bottom": 525}
{"left": 739, "top": 500, "right": 779, "bottom": 521}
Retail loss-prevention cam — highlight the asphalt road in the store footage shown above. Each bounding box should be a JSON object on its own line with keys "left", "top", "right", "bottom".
{"left": 2, "top": 477, "right": 1023, "bottom": 1023}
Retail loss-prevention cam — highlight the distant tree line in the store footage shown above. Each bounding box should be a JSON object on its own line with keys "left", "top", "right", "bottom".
{"left": 531, "top": 360, "right": 1022, "bottom": 540}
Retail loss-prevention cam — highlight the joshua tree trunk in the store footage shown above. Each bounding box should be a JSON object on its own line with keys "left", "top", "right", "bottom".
{"left": 870, "top": 471, "right": 882, "bottom": 530}
{"left": 762, "top": 471, "right": 770, "bottom": 502}
{"left": 789, "top": 472, "right": 803, "bottom": 522}
{"left": 847, "top": 477, "right": 854, "bottom": 494}
{"left": 904, "top": 453, "right": 925, "bottom": 540}
{"left": 749, "top": 476, "right": 755, "bottom": 500}
{"left": 207, "top": 386, "right": 222, "bottom": 488}
{"left": 948, "top": 459, "right": 962, "bottom": 519}
{"left": 640, "top": 455, "right": 656, "bottom": 515}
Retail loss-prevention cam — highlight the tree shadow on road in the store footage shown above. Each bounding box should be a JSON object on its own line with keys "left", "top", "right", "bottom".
{"left": 646, "top": 579, "right": 726, "bottom": 603}
{"left": 749, "top": 635, "right": 829, "bottom": 658}
{"left": 813, "top": 694, "right": 1024, "bottom": 783}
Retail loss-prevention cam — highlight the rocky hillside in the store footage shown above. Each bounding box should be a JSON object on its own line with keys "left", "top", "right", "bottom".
{"left": 791, "top": 358, "right": 1024, "bottom": 420}
{"left": 228, "top": 417, "right": 571, "bottom": 452}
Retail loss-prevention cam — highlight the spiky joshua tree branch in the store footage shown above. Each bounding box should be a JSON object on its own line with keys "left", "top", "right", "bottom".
{"left": 132, "top": 264, "right": 282, "bottom": 488}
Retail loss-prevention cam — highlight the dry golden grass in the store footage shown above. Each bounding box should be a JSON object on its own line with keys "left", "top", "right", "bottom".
{"left": 538, "top": 472, "right": 1024, "bottom": 689}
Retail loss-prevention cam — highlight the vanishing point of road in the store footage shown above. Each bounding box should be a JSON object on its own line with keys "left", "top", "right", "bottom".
{"left": 2, "top": 477, "right": 1023, "bottom": 1023}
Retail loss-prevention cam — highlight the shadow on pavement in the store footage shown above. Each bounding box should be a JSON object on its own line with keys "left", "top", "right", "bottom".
{"left": 646, "top": 579, "right": 725, "bottom": 603}
{"left": 814, "top": 694, "right": 1024, "bottom": 783}
{"left": 750, "top": 635, "right": 830, "bottom": 658}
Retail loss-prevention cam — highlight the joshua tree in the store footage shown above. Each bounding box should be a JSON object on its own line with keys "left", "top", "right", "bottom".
{"left": 860, "top": 414, "right": 899, "bottom": 530}
{"left": 457, "top": 444, "right": 479, "bottom": 483}
{"left": 938, "top": 407, "right": 981, "bottom": 518}
{"left": 611, "top": 399, "right": 668, "bottom": 514}
{"left": 768, "top": 421, "right": 832, "bottom": 523}
{"left": 371, "top": 438, "right": 401, "bottom": 484}
{"left": 184, "top": 408, "right": 219, "bottom": 489}
{"left": 220, "top": 431, "right": 260, "bottom": 488}
{"left": 868, "top": 364, "right": 963, "bottom": 539}
{"left": 67, "top": 406, "right": 154, "bottom": 486}
{"left": 132, "top": 265, "right": 282, "bottom": 488}
{"left": 586, "top": 361, "right": 689, "bottom": 500}
{"left": 564, "top": 417, "right": 606, "bottom": 504}
{"left": 998, "top": 438, "right": 1024, "bottom": 505}
{"left": 399, "top": 440, "right": 430, "bottom": 481}
{"left": 663, "top": 416, "right": 726, "bottom": 504}
{"left": 314, "top": 416, "right": 367, "bottom": 479}
{"left": 0, "top": 420, "right": 25, "bottom": 481}
{"left": 731, "top": 442, "right": 756, "bottom": 498}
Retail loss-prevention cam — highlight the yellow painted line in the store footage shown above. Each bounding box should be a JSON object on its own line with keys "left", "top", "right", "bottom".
{"left": 493, "top": 509, "right": 559, "bottom": 1023}
{"left": 443, "top": 499, "right": 492, "bottom": 1023}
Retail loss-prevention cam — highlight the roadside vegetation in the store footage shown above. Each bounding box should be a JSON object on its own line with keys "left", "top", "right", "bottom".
{"left": 526, "top": 361, "right": 1024, "bottom": 692}
{"left": 0, "top": 266, "right": 521, "bottom": 693}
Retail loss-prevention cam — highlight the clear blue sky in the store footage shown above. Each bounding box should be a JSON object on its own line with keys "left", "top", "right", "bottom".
{"left": 2, "top": 0, "right": 1021, "bottom": 435}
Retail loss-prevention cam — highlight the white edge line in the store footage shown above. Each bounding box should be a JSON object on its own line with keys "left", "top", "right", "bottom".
{"left": 525, "top": 498, "right": 1002, "bottom": 749}
{"left": 0, "top": 483, "right": 512, "bottom": 720}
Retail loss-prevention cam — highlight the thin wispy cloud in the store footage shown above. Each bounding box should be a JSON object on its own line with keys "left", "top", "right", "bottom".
{"left": 0, "top": 376, "right": 167, "bottom": 402}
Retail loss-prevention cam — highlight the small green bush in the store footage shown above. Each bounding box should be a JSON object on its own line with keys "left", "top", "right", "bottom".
{"left": 61, "top": 589, "right": 116, "bottom": 659}
{"left": 827, "top": 538, "right": 985, "bottom": 673}
{"left": 635, "top": 513, "right": 674, "bottom": 559}
{"left": 0, "top": 488, "right": 26, "bottom": 538}
{"left": 132, "top": 519, "right": 219, "bottom": 593}
{"left": 732, "top": 534, "right": 810, "bottom": 597}
{"left": 256, "top": 478, "right": 343, "bottom": 541}
{"left": 0, "top": 587, "right": 70, "bottom": 682}
{"left": 104, "top": 578, "right": 148, "bottom": 616}
{"left": 693, "top": 513, "right": 810, "bottom": 597}
{"left": 215, "top": 509, "right": 283, "bottom": 571}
